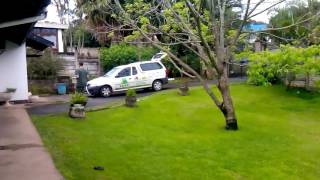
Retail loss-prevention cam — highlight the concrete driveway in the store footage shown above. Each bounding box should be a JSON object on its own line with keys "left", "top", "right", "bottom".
{"left": 0, "top": 107, "right": 63, "bottom": 180}
{"left": 27, "top": 89, "right": 155, "bottom": 115}
{"left": 27, "top": 78, "right": 246, "bottom": 115}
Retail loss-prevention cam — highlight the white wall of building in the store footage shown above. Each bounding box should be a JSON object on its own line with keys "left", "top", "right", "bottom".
{"left": 0, "top": 41, "right": 28, "bottom": 101}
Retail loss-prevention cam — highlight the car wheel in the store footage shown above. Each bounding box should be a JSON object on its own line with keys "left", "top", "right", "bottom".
{"left": 152, "top": 80, "right": 163, "bottom": 91}
{"left": 100, "top": 86, "right": 112, "bottom": 97}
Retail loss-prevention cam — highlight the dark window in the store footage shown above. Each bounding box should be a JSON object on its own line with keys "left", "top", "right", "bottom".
{"left": 140, "top": 63, "right": 163, "bottom": 71}
{"left": 132, "top": 67, "right": 137, "bottom": 75}
{"left": 153, "top": 53, "right": 164, "bottom": 59}
{"left": 116, "top": 67, "right": 131, "bottom": 78}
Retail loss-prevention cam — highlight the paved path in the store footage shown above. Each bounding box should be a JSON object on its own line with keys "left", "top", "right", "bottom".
{"left": 0, "top": 107, "right": 63, "bottom": 180}
{"left": 28, "top": 78, "right": 246, "bottom": 115}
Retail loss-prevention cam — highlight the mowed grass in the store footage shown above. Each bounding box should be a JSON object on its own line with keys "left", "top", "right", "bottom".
{"left": 32, "top": 84, "right": 320, "bottom": 180}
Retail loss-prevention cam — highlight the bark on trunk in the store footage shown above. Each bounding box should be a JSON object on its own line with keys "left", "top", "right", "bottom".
{"left": 200, "top": 61, "right": 215, "bottom": 79}
{"left": 306, "top": 73, "right": 311, "bottom": 91}
{"left": 217, "top": 59, "right": 238, "bottom": 130}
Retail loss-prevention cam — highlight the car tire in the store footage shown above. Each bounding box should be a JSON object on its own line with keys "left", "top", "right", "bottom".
{"left": 152, "top": 80, "right": 163, "bottom": 91}
{"left": 100, "top": 85, "right": 112, "bottom": 97}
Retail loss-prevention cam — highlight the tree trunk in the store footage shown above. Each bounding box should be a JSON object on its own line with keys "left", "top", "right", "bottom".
{"left": 306, "top": 72, "right": 311, "bottom": 91}
{"left": 217, "top": 68, "right": 238, "bottom": 130}
{"left": 216, "top": 46, "right": 238, "bottom": 130}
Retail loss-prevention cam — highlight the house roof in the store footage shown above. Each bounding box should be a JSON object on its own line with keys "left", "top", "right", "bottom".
{"left": 26, "top": 33, "right": 54, "bottom": 51}
{"left": 244, "top": 22, "right": 268, "bottom": 32}
{"left": 35, "top": 21, "right": 69, "bottom": 30}
{"left": 0, "top": 0, "right": 51, "bottom": 47}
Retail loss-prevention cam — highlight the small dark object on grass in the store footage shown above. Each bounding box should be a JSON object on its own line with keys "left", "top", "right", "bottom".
{"left": 93, "top": 166, "right": 104, "bottom": 171}
{"left": 179, "top": 81, "right": 189, "bottom": 96}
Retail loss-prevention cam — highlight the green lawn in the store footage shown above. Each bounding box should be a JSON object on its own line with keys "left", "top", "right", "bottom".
{"left": 32, "top": 84, "right": 320, "bottom": 180}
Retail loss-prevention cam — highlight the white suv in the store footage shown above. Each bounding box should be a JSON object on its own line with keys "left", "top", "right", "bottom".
{"left": 86, "top": 58, "right": 168, "bottom": 97}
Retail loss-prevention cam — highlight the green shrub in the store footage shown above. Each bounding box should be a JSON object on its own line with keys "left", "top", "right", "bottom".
{"left": 27, "top": 50, "right": 62, "bottom": 80}
{"left": 161, "top": 53, "right": 201, "bottom": 77}
{"left": 315, "top": 80, "right": 320, "bottom": 91}
{"left": 30, "top": 84, "right": 55, "bottom": 95}
{"left": 70, "top": 92, "right": 88, "bottom": 105}
{"left": 126, "top": 89, "right": 136, "bottom": 97}
{"left": 100, "top": 44, "right": 157, "bottom": 71}
{"left": 243, "top": 45, "right": 320, "bottom": 86}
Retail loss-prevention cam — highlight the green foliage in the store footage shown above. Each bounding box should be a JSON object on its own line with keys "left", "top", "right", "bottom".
{"left": 30, "top": 84, "right": 55, "bottom": 95}
{"left": 245, "top": 45, "right": 320, "bottom": 86}
{"left": 70, "top": 92, "right": 88, "bottom": 105}
{"left": 309, "top": 25, "right": 320, "bottom": 45}
{"left": 269, "top": 1, "right": 320, "bottom": 45}
{"left": 315, "top": 80, "right": 320, "bottom": 91}
{"left": 67, "top": 23, "right": 101, "bottom": 47}
{"left": 27, "top": 50, "right": 62, "bottom": 80}
{"left": 162, "top": 53, "right": 201, "bottom": 77}
{"left": 100, "top": 44, "right": 157, "bottom": 71}
{"left": 126, "top": 89, "right": 136, "bottom": 97}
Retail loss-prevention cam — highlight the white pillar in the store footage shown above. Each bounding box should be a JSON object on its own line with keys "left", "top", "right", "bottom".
{"left": 58, "top": 29, "right": 64, "bottom": 53}
{"left": 0, "top": 42, "right": 28, "bottom": 101}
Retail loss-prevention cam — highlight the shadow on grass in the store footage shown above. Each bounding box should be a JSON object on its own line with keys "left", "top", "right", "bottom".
{"left": 285, "top": 87, "right": 320, "bottom": 100}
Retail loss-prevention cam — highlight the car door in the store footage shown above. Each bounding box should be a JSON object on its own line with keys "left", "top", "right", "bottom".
{"left": 130, "top": 66, "right": 141, "bottom": 88}
{"left": 114, "top": 67, "right": 131, "bottom": 90}
{"left": 139, "top": 62, "right": 164, "bottom": 85}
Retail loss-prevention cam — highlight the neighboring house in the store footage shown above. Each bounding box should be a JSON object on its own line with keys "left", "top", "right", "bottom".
{"left": 30, "top": 21, "right": 101, "bottom": 89}
{"left": 0, "top": 0, "right": 51, "bottom": 102}
{"left": 243, "top": 22, "right": 269, "bottom": 51}
{"left": 58, "top": 48, "right": 101, "bottom": 81}
{"left": 33, "top": 21, "right": 68, "bottom": 53}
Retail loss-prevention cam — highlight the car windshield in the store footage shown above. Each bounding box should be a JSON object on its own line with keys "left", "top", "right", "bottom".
{"left": 104, "top": 67, "right": 119, "bottom": 77}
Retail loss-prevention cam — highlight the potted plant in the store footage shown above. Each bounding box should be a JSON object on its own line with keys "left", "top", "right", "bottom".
{"left": 0, "top": 88, "right": 16, "bottom": 106}
{"left": 125, "top": 89, "right": 137, "bottom": 107}
{"left": 69, "top": 92, "right": 88, "bottom": 118}
{"left": 70, "top": 92, "right": 88, "bottom": 106}
{"left": 179, "top": 80, "right": 189, "bottom": 96}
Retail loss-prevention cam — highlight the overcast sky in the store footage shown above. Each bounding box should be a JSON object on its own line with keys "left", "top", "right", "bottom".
{"left": 44, "top": 0, "right": 289, "bottom": 24}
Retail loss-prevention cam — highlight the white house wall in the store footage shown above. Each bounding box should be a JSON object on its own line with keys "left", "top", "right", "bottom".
{"left": 0, "top": 42, "right": 28, "bottom": 101}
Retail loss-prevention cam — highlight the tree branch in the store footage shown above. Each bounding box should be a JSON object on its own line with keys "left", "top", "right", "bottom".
{"left": 248, "top": 0, "right": 286, "bottom": 19}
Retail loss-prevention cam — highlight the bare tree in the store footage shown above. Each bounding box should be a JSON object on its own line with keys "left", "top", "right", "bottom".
{"left": 52, "top": 0, "right": 70, "bottom": 24}
{"left": 80, "top": 0, "right": 314, "bottom": 130}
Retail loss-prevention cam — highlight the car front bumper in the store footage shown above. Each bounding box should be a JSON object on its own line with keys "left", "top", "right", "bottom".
{"left": 86, "top": 85, "right": 101, "bottom": 96}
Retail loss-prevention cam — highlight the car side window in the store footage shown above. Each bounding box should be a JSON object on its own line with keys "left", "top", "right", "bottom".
{"left": 132, "top": 67, "right": 137, "bottom": 75}
{"left": 140, "top": 63, "right": 163, "bottom": 71}
{"left": 116, "top": 67, "right": 131, "bottom": 78}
